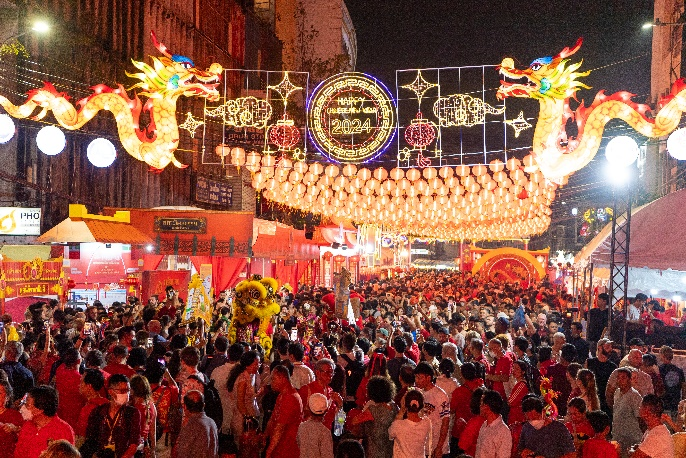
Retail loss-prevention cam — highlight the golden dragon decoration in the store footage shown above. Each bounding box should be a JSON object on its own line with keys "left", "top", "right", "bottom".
{"left": 497, "top": 38, "right": 686, "bottom": 183}
{"left": 0, "top": 32, "right": 222, "bottom": 170}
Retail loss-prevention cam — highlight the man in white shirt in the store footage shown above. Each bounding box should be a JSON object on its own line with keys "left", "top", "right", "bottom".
{"left": 475, "top": 390, "right": 511, "bottom": 458}
{"left": 414, "top": 362, "right": 450, "bottom": 458}
{"left": 605, "top": 349, "right": 654, "bottom": 406}
{"left": 627, "top": 293, "right": 647, "bottom": 322}
{"left": 289, "top": 342, "right": 315, "bottom": 389}
{"left": 632, "top": 394, "right": 675, "bottom": 458}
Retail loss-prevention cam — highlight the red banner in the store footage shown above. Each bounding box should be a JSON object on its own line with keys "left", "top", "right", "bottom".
{"left": 1, "top": 260, "right": 62, "bottom": 282}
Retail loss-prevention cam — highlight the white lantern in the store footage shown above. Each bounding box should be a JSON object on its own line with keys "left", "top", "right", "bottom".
{"left": 36, "top": 125, "right": 66, "bottom": 156}
{"left": 0, "top": 114, "right": 15, "bottom": 144}
{"left": 215, "top": 144, "right": 230, "bottom": 157}
{"left": 667, "top": 128, "right": 686, "bottom": 160}
{"left": 605, "top": 136, "right": 639, "bottom": 167}
{"left": 87, "top": 138, "right": 116, "bottom": 167}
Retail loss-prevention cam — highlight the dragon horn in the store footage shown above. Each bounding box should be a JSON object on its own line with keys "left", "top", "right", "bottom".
{"left": 555, "top": 37, "right": 583, "bottom": 60}
{"left": 150, "top": 30, "right": 172, "bottom": 58}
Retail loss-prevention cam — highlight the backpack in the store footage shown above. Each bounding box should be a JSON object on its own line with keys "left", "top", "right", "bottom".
{"left": 340, "top": 354, "right": 365, "bottom": 400}
{"left": 189, "top": 374, "right": 224, "bottom": 429}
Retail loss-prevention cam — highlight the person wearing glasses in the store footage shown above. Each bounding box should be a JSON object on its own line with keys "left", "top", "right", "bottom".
{"left": 14, "top": 385, "right": 75, "bottom": 458}
{"left": 80, "top": 374, "right": 141, "bottom": 458}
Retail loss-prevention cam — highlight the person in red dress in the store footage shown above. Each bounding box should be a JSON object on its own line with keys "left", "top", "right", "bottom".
{"left": 581, "top": 410, "right": 619, "bottom": 458}
{"left": 55, "top": 347, "right": 85, "bottom": 430}
{"left": 508, "top": 360, "right": 530, "bottom": 425}
{"left": 0, "top": 379, "right": 23, "bottom": 458}
{"left": 14, "top": 386, "right": 75, "bottom": 458}
{"left": 263, "top": 365, "right": 303, "bottom": 458}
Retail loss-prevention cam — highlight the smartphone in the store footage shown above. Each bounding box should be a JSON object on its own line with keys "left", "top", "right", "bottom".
{"left": 290, "top": 329, "right": 298, "bottom": 341}
{"left": 147, "top": 337, "right": 153, "bottom": 347}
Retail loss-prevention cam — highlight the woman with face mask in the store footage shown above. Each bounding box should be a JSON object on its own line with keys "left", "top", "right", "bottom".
{"left": 79, "top": 374, "right": 141, "bottom": 458}
{"left": 14, "top": 386, "right": 75, "bottom": 458}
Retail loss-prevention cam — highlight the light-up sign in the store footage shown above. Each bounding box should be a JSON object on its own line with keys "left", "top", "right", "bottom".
{"left": 308, "top": 73, "right": 396, "bottom": 163}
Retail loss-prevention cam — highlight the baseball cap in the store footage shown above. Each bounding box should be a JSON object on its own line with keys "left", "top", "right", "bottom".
{"left": 438, "top": 327, "right": 449, "bottom": 335}
{"left": 496, "top": 312, "right": 508, "bottom": 320}
{"left": 378, "top": 328, "right": 389, "bottom": 337}
{"left": 598, "top": 337, "right": 613, "bottom": 346}
{"left": 308, "top": 393, "right": 329, "bottom": 415}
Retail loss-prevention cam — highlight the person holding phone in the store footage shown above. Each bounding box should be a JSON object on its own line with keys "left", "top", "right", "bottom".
{"left": 157, "top": 286, "right": 179, "bottom": 320}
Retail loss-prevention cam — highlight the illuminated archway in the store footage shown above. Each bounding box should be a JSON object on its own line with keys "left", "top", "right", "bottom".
{"left": 471, "top": 247, "right": 546, "bottom": 284}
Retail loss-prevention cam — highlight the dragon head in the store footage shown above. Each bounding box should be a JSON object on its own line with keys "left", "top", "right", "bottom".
{"left": 126, "top": 31, "right": 222, "bottom": 101}
{"left": 497, "top": 38, "right": 590, "bottom": 101}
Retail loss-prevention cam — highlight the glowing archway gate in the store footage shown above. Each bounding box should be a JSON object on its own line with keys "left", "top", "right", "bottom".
{"left": 308, "top": 72, "right": 396, "bottom": 163}
{"left": 471, "top": 247, "right": 546, "bottom": 284}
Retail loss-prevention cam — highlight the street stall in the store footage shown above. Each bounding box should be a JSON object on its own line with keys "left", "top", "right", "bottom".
{"left": 105, "top": 206, "right": 254, "bottom": 300}
{"left": 35, "top": 204, "right": 153, "bottom": 308}
{"left": 575, "top": 188, "right": 686, "bottom": 347}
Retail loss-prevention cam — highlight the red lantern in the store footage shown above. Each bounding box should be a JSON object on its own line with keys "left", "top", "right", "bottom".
{"left": 405, "top": 112, "right": 436, "bottom": 149}
{"left": 67, "top": 279, "right": 76, "bottom": 290}
{"left": 269, "top": 116, "right": 300, "bottom": 150}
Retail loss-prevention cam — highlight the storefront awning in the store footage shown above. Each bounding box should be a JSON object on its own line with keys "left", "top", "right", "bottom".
{"left": 37, "top": 204, "right": 153, "bottom": 245}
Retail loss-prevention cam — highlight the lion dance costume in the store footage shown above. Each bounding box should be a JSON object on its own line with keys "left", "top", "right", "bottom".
{"left": 228, "top": 275, "right": 280, "bottom": 356}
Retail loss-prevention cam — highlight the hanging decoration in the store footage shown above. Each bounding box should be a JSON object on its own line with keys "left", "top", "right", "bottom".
{"left": 245, "top": 151, "right": 556, "bottom": 241}
{"left": 433, "top": 94, "right": 505, "bottom": 127}
{"left": 0, "top": 31, "right": 223, "bottom": 169}
{"left": 308, "top": 72, "right": 396, "bottom": 163}
{"left": 266, "top": 72, "right": 305, "bottom": 159}
{"left": 204, "top": 96, "right": 273, "bottom": 129}
{"left": 178, "top": 112, "right": 204, "bottom": 138}
{"left": 400, "top": 71, "right": 439, "bottom": 168}
{"left": 497, "top": 38, "right": 686, "bottom": 183}
{"left": 505, "top": 111, "right": 532, "bottom": 138}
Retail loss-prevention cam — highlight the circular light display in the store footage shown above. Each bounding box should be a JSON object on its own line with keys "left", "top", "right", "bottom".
{"left": 36, "top": 125, "right": 66, "bottom": 156}
{"left": 87, "top": 138, "right": 116, "bottom": 167}
{"left": 0, "top": 114, "right": 15, "bottom": 144}
{"left": 308, "top": 72, "right": 396, "bottom": 163}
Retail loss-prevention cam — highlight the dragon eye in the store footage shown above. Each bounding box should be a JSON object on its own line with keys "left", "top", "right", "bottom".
{"left": 182, "top": 62, "right": 192, "bottom": 69}
{"left": 530, "top": 63, "right": 542, "bottom": 71}
{"left": 250, "top": 289, "right": 261, "bottom": 299}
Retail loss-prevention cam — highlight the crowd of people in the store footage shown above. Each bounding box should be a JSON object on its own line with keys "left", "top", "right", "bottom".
{"left": 0, "top": 270, "right": 683, "bottom": 458}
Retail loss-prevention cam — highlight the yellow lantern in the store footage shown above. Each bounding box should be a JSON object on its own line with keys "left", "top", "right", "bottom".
{"left": 439, "top": 166, "right": 454, "bottom": 179}
{"left": 423, "top": 167, "right": 437, "bottom": 180}
{"left": 342, "top": 163, "right": 357, "bottom": 177}
{"left": 455, "top": 164, "right": 470, "bottom": 176}
{"left": 325, "top": 164, "right": 339, "bottom": 177}
{"left": 406, "top": 168, "right": 421, "bottom": 182}
{"left": 373, "top": 167, "right": 388, "bottom": 181}
{"left": 390, "top": 167, "right": 404, "bottom": 180}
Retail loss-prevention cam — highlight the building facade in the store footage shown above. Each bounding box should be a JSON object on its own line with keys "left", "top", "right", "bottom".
{"left": 0, "top": 0, "right": 281, "bottom": 232}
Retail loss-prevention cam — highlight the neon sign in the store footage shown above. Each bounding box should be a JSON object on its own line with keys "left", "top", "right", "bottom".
{"left": 308, "top": 73, "right": 396, "bottom": 163}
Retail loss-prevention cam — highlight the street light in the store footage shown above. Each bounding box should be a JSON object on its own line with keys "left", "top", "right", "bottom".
{"left": 643, "top": 13, "right": 686, "bottom": 29}
{"left": 606, "top": 135, "right": 638, "bottom": 356}
{"left": 0, "top": 19, "right": 50, "bottom": 46}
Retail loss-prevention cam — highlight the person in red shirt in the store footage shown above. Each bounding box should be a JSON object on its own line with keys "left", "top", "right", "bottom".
{"left": 457, "top": 387, "right": 487, "bottom": 457}
{"left": 103, "top": 345, "right": 136, "bottom": 378}
{"left": 55, "top": 347, "right": 85, "bottom": 430}
{"left": 565, "top": 397, "right": 595, "bottom": 454}
{"left": 403, "top": 333, "right": 420, "bottom": 365}
{"left": 76, "top": 369, "right": 108, "bottom": 440}
{"left": 508, "top": 360, "right": 530, "bottom": 425}
{"left": 485, "top": 338, "right": 512, "bottom": 401}
{"left": 450, "top": 362, "right": 484, "bottom": 450}
{"left": 14, "top": 385, "right": 75, "bottom": 458}
{"left": 0, "top": 379, "right": 23, "bottom": 458}
{"left": 264, "top": 365, "right": 303, "bottom": 458}
{"left": 156, "top": 286, "right": 180, "bottom": 320}
{"left": 582, "top": 410, "right": 619, "bottom": 458}
{"left": 299, "top": 359, "right": 343, "bottom": 430}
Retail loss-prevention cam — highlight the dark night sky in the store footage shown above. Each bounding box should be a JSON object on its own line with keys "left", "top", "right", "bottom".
{"left": 344, "top": 0, "right": 654, "bottom": 98}
{"left": 343, "top": 0, "right": 658, "bottom": 214}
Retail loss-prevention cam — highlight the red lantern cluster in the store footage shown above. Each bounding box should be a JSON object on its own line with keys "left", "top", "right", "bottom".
{"left": 269, "top": 116, "right": 301, "bottom": 150}
{"left": 404, "top": 112, "right": 436, "bottom": 149}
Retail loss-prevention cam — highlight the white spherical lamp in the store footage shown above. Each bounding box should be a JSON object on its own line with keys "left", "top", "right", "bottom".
{"left": 667, "top": 128, "right": 686, "bottom": 160}
{"left": 0, "top": 115, "right": 15, "bottom": 144}
{"left": 605, "top": 136, "right": 639, "bottom": 168}
{"left": 87, "top": 138, "right": 116, "bottom": 167}
{"left": 36, "top": 125, "right": 66, "bottom": 156}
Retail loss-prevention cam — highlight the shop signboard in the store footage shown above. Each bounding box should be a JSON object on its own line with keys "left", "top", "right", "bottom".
{"left": 0, "top": 207, "right": 41, "bottom": 235}
{"left": 195, "top": 175, "right": 233, "bottom": 207}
